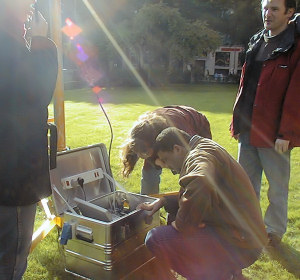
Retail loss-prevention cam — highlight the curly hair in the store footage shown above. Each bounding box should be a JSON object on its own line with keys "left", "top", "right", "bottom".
{"left": 121, "top": 113, "right": 168, "bottom": 177}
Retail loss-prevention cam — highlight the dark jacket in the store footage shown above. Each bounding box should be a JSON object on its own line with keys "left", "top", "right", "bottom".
{"left": 0, "top": 33, "right": 58, "bottom": 206}
{"left": 169, "top": 136, "right": 267, "bottom": 250}
{"left": 231, "top": 15, "right": 300, "bottom": 148}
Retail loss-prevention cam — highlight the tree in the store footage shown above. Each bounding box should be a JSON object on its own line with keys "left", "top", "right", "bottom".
{"left": 211, "top": 0, "right": 262, "bottom": 47}
{"left": 161, "top": 0, "right": 262, "bottom": 47}
{"left": 124, "top": 3, "right": 221, "bottom": 84}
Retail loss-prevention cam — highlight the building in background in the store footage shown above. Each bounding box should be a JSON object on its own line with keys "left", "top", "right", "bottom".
{"left": 194, "top": 46, "right": 244, "bottom": 83}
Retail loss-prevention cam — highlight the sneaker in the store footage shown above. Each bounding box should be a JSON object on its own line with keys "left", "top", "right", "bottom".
{"left": 267, "top": 233, "right": 282, "bottom": 247}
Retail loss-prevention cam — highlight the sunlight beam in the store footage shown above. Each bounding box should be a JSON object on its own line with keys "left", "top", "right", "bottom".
{"left": 82, "top": 0, "right": 160, "bottom": 106}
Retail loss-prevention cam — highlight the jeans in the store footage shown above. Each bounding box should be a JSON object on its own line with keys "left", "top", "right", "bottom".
{"left": 145, "top": 225, "right": 260, "bottom": 280}
{"left": 141, "top": 165, "right": 162, "bottom": 195}
{"left": 0, "top": 204, "right": 36, "bottom": 280}
{"left": 238, "top": 133, "right": 290, "bottom": 237}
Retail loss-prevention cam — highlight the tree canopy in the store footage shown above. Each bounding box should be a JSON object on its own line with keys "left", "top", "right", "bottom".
{"left": 60, "top": 0, "right": 299, "bottom": 85}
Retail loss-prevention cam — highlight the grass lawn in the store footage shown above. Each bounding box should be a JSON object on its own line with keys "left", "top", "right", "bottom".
{"left": 24, "top": 84, "right": 300, "bottom": 279}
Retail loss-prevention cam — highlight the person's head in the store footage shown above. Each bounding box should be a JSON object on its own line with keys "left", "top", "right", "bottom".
{"left": 121, "top": 113, "right": 168, "bottom": 177}
{"left": 2, "top": 0, "right": 35, "bottom": 23}
{"left": 261, "top": 0, "right": 296, "bottom": 36}
{"left": 1, "top": 0, "right": 36, "bottom": 38}
{"left": 154, "top": 127, "right": 191, "bottom": 173}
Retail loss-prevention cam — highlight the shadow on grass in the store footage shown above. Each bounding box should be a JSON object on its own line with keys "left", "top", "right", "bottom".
{"left": 266, "top": 242, "right": 300, "bottom": 278}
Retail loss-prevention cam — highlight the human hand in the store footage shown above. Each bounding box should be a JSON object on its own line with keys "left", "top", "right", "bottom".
{"left": 233, "top": 133, "right": 240, "bottom": 140}
{"left": 136, "top": 197, "right": 165, "bottom": 216}
{"left": 171, "top": 221, "right": 205, "bottom": 231}
{"left": 137, "top": 202, "right": 155, "bottom": 212}
{"left": 30, "top": 10, "right": 48, "bottom": 37}
{"left": 171, "top": 221, "right": 178, "bottom": 231}
{"left": 25, "top": 3, "right": 48, "bottom": 37}
{"left": 275, "top": 139, "right": 290, "bottom": 153}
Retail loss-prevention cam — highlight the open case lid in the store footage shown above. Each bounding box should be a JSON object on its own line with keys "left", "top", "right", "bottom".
{"left": 50, "top": 144, "right": 114, "bottom": 216}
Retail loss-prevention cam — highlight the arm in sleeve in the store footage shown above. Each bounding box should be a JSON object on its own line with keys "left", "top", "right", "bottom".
{"left": 278, "top": 53, "right": 300, "bottom": 144}
{"left": 175, "top": 175, "right": 214, "bottom": 233}
{"left": 26, "top": 36, "right": 58, "bottom": 106}
{"left": 197, "top": 113, "right": 212, "bottom": 139}
{"left": 163, "top": 194, "right": 179, "bottom": 215}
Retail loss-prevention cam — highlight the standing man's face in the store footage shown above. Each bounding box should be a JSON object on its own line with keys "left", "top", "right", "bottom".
{"left": 261, "top": 0, "right": 295, "bottom": 36}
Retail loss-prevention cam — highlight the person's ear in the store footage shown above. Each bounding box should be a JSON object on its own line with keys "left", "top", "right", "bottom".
{"left": 287, "top": 8, "right": 295, "bottom": 19}
{"left": 173, "top": 144, "right": 182, "bottom": 153}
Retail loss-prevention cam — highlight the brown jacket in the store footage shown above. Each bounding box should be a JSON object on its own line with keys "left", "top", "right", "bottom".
{"left": 173, "top": 136, "right": 267, "bottom": 249}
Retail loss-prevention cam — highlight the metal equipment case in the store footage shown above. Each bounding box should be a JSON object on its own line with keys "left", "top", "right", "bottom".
{"left": 50, "top": 144, "right": 160, "bottom": 280}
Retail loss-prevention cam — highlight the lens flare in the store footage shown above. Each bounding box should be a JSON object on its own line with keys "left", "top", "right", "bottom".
{"left": 82, "top": 0, "right": 160, "bottom": 106}
{"left": 92, "top": 86, "right": 102, "bottom": 94}
{"left": 62, "top": 18, "right": 82, "bottom": 40}
{"left": 76, "top": 44, "right": 89, "bottom": 62}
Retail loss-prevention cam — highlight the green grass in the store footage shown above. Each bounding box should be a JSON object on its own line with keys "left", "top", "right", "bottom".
{"left": 24, "top": 84, "right": 300, "bottom": 279}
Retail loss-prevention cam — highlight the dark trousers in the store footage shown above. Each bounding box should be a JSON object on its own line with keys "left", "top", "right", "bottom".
{"left": 145, "top": 225, "right": 261, "bottom": 280}
{"left": 0, "top": 204, "right": 36, "bottom": 280}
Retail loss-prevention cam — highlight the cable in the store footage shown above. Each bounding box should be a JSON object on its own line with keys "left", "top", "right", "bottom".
{"left": 96, "top": 94, "right": 114, "bottom": 165}
{"left": 52, "top": 185, "right": 77, "bottom": 215}
{"left": 77, "top": 177, "right": 86, "bottom": 201}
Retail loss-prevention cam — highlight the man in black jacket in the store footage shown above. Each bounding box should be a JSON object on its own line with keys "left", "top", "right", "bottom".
{"left": 0, "top": 1, "right": 58, "bottom": 279}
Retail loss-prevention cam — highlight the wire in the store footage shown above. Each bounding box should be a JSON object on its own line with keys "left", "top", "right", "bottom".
{"left": 96, "top": 95, "right": 114, "bottom": 165}
{"left": 52, "top": 185, "right": 77, "bottom": 215}
{"left": 77, "top": 177, "right": 86, "bottom": 201}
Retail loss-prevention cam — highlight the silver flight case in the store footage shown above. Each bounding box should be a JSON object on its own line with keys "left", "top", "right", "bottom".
{"left": 50, "top": 144, "right": 160, "bottom": 279}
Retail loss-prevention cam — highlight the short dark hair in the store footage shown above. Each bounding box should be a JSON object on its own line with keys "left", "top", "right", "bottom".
{"left": 285, "top": 0, "right": 297, "bottom": 10}
{"left": 155, "top": 127, "right": 191, "bottom": 152}
{"left": 261, "top": 0, "right": 297, "bottom": 11}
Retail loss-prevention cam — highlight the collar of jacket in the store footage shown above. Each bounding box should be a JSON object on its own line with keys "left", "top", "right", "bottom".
{"left": 189, "top": 135, "right": 202, "bottom": 149}
{"left": 247, "top": 13, "right": 300, "bottom": 59}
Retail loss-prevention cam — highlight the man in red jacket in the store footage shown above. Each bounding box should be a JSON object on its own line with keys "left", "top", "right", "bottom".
{"left": 231, "top": 0, "right": 300, "bottom": 246}
{"left": 0, "top": 1, "right": 57, "bottom": 279}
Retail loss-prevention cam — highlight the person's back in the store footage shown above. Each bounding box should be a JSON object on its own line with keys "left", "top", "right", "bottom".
{"left": 153, "top": 105, "right": 212, "bottom": 139}
{"left": 178, "top": 136, "right": 267, "bottom": 250}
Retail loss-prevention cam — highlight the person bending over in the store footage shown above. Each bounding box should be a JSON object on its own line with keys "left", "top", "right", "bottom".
{"left": 122, "top": 105, "right": 211, "bottom": 195}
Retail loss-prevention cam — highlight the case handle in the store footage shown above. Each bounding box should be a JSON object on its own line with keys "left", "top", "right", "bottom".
{"left": 76, "top": 225, "right": 94, "bottom": 243}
